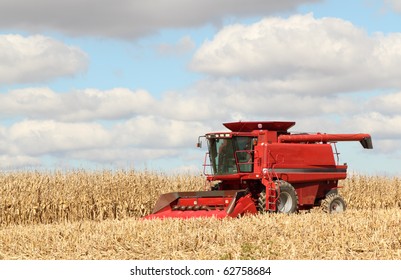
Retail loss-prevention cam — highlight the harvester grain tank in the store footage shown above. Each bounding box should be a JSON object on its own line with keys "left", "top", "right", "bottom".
{"left": 145, "top": 121, "right": 372, "bottom": 219}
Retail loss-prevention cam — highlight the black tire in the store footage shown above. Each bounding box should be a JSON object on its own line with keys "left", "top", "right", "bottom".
{"left": 321, "top": 193, "right": 346, "bottom": 213}
{"left": 257, "top": 191, "right": 267, "bottom": 213}
{"left": 257, "top": 181, "right": 298, "bottom": 214}
{"left": 276, "top": 181, "right": 298, "bottom": 213}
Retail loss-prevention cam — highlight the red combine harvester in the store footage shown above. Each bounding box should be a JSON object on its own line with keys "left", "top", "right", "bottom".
{"left": 145, "top": 121, "right": 372, "bottom": 219}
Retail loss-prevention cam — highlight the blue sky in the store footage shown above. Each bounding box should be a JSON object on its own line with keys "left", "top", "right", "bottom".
{"left": 1, "top": 0, "right": 401, "bottom": 175}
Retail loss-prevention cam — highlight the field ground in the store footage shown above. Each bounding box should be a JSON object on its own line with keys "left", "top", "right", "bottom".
{"left": 1, "top": 209, "right": 401, "bottom": 260}
{"left": 0, "top": 171, "right": 400, "bottom": 260}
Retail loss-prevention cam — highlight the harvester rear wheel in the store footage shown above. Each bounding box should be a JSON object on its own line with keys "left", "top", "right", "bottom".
{"left": 321, "top": 193, "right": 346, "bottom": 213}
{"left": 257, "top": 181, "right": 298, "bottom": 214}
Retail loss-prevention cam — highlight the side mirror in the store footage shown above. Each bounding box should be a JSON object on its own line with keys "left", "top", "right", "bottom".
{"left": 196, "top": 136, "right": 204, "bottom": 148}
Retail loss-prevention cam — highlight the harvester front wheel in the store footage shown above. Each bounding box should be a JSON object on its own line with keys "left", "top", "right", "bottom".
{"left": 257, "top": 191, "right": 267, "bottom": 213}
{"left": 257, "top": 181, "right": 298, "bottom": 214}
{"left": 321, "top": 193, "right": 346, "bottom": 213}
{"left": 276, "top": 181, "right": 298, "bottom": 214}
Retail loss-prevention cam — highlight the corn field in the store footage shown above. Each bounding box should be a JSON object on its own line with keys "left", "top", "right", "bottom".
{"left": 0, "top": 170, "right": 204, "bottom": 225}
{"left": 0, "top": 170, "right": 400, "bottom": 259}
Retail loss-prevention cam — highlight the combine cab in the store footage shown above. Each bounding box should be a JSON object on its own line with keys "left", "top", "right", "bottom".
{"left": 144, "top": 121, "right": 372, "bottom": 219}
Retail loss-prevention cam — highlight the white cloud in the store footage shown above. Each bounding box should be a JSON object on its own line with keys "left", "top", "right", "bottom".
{"left": 61, "top": 88, "right": 155, "bottom": 121}
{"left": 0, "top": 0, "right": 320, "bottom": 39}
{"left": 113, "top": 116, "right": 209, "bottom": 149}
{"left": 0, "top": 155, "right": 41, "bottom": 169}
{"left": 0, "top": 84, "right": 394, "bottom": 170}
{"left": 339, "top": 91, "right": 401, "bottom": 154}
{"left": 191, "top": 13, "right": 401, "bottom": 94}
{"left": 160, "top": 78, "right": 357, "bottom": 125}
{"left": 157, "top": 36, "right": 196, "bottom": 56}
{"left": 366, "top": 91, "right": 401, "bottom": 116}
{"left": 385, "top": 0, "right": 401, "bottom": 13}
{"left": 0, "top": 126, "right": 9, "bottom": 154}
{"left": 69, "top": 147, "right": 180, "bottom": 168}
{"left": 340, "top": 111, "right": 401, "bottom": 154}
{"left": 159, "top": 89, "right": 221, "bottom": 121}
{"left": 8, "top": 120, "right": 112, "bottom": 156}
{"left": 0, "top": 34, "right": 88, "bottom": 85}
{"left": 0, "top": 88, "right": 155, "bottom": 121}
{"left": 344, "top": 112, "right": 401, "bottom": 140}
{"left": 0, "top": 109, "right": 210, "bottom": 169}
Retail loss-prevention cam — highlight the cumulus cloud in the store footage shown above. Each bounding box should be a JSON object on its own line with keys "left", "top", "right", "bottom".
{"left": 0, "top": 103, "right": 210, "bottom": 169}
{"left": 0, "top": 85, "right": 392, "bottom": 170}
{"left": 366, "top": 92, "right": 401, "bottom": 116}
{"left": 0, "top": 88, "right": 155, "bottom": 121}
{"left": 339, "top": 111, "right": 401, "bottom": 155}
{"left": 0, "top": 34, "right": 88, "bottom": 85}
{"left": 0, "top": 85, "right": 210, "bottom": 169}
{"left": 344, "top": 111, "right": 401, "bottom": 140}
{"left": 0, "top": 155, "right": 41, "bottom": 169}
{"left": 191, "top": 13, "right": 401, "bottom": 95}
{"left": 8, "top": 120, "right": 112, "bottom": 156}
{"left": 113, "top": 116, "right": 209, "bottom": 149}
{"left": 0, "top": 0, "right": 320, "bottom": 39}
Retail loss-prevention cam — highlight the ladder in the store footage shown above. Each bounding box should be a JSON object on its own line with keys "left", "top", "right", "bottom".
{"left": 262, "top": 149, "right": 283, "bottom": 212}
{"left": 263, "top": 163, "right": 280, "bottom": 212}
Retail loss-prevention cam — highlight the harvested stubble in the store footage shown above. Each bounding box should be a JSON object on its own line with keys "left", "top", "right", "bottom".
{"left": 0, "top": 170, "right": 401, "bottom": 260}
{"left": 0, "top": 209, "right": 401, "bottom": 260}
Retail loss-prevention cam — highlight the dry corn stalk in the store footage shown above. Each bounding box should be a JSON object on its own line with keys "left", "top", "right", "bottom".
{"left": 0, "top": 169, "right": 204, "bottom": 225}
